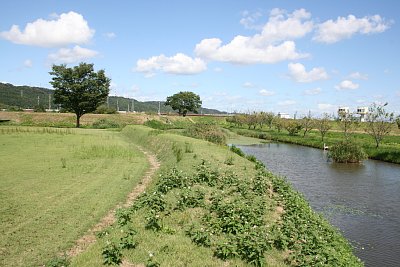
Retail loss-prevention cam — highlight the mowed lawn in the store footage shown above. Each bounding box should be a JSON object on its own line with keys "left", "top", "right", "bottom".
{"left": 0, "top": 127, "right": 149, "bottom": 267}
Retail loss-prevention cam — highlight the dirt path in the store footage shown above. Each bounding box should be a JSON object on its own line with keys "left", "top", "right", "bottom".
{"left": 66, "top": 146, "right": 160, "bottom": 258}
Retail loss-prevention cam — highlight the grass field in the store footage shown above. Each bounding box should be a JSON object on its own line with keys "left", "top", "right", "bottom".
{"left": 0, "top": 127, "right": 149, "bottom": 267}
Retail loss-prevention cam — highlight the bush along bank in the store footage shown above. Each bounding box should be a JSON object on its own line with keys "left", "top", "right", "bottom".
{"left": 72, "top": 126, "right": 362, "bottom": 266}
{"left": 229, "top": 127, "right": 400, "bottom": 164}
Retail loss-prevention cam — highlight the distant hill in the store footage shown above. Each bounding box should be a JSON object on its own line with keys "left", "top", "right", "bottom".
{"left": 0, "top": 82, "right": 225, "bottom": 114}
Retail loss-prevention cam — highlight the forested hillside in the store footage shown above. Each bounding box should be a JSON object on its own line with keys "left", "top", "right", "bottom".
{"left": 0, "top": 82, "right": 224, "bottom": 114}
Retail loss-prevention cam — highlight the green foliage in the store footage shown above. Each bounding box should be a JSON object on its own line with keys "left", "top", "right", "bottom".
{"left": 176, "top": 187, "right": 205, "bottom": 210}
{"left": 92, "top": 118, "right": 125, "bottom": 129}
{"left": 44, "top": 255, "right": 70, "bottom": 267}
{"left": 144, "top": 119, "right": 171, "bottom": 130}
{"left": 33, "top": 105, "right": 46, "bottom": 112}
{"left": 229, "top": 145, "right": 245, "bottom": 157}
{"left": 50, "top": 63, "right": 111, "bottom": 127}
{"left": 224, "top": 155, "right": 234, "bottom": 165}
{"left": 328, "top": 139, "right": 367, "bottom": 163}
{"left": 284, "top": 120, "right": 303, "bottom": 136}
{"left": 186, "top": 225, "right": 212, "bottom": 247}
{"left": 365, "top": 102, "right": 395, "bottom": 148}
{"left": 172, "top": 142, "right": 183, "bottom": 162}
{"left": 185, "top": 123, "right": 226, "bottom": 144}
{"left": 102, "top": 242, "right": 122, "bottom": 265}
{"left": 165, "top": 91, "right": 202, "bottom": 116}
{"left": 94, "top": 104, "right": 117, "bottom": 114}
{"left": 119, "top": 227, "right": 138, "bottom": 249}
{"left": 396, "top": 116, "right": 400, "bottom": 129}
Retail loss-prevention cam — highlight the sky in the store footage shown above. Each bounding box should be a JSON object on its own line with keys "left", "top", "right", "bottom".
{"left": 1, "top": 0, "right": 400, "bottom": 116}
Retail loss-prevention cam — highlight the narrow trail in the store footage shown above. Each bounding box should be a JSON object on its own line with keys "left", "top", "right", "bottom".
{"left": 66, "top": 146, "right": 160, "bottom": 258}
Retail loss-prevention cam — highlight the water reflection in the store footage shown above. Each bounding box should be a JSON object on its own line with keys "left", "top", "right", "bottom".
{"left": 238, "top": 143, "right": 400, "bottom": 267}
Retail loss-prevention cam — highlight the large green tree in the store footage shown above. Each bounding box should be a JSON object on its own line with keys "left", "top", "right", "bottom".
{"left": 165, "top": 91, "right": 202, "bottom": 116}
{"left": 50, "top": 63, "right": 111, "bottom": 127}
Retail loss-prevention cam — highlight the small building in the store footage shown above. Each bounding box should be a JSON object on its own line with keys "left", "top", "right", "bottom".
{"left": 338, "top": 107, "right": 349, "bottom": 117}
{"left": 277, "top": 112, "right": 291, "bottom": 119}
{"left": 356, "top": 106, "right": 369, "bottom": 122}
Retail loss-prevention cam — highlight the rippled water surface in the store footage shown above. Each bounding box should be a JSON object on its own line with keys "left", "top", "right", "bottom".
{"left": 238, "top": 143, "right": 400, "bottom": 267}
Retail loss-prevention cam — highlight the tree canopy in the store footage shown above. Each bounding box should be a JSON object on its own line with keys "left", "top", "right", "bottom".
{"left": 50, "top": 63, "right": 110, "bottom": 127}
{"left": 165, "top": 91, "right": 202, "bottom": 116}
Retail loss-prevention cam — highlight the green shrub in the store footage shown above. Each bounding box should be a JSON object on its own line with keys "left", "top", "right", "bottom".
{"left": 328, "top": 139, "right": 367, "bottom": 163}
{"left": 229, "top": 145, "right": 245, "bottom": 157}
{"left": 185, "top": 123, "right": 226, "bottom": 145}
{"left": 34, "top": 105, "right": 46, "bottom": 112}
{"left": 144, "top": 119, "right": 171, "bottom": 130}
{"left": 92, "top": 118, "right": 125, "bottom": 129}
{"left": 94, "top": 104, "right": 117, "bottom": 114}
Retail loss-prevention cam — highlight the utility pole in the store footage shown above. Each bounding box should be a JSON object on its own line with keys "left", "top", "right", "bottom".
{"left": 20, "top": 90, "right": 23, "bottom": 97}
{"left": 37, "top": 96, "right": 40, "bottom": 106}
{"left": 158, "top": 101, "right": 161, "bottom": 115}
{"left": 107, "top": 96, "right": 109, "bottom": 107}
{"left": 48, "top": 94, "right": 51, "bottom": 110}
{"left": 117, "top": 99, "right": 119, "bottom": 112}
{"left": 132, "top": 99, "right": 134, "bottom": 112}
{"left": 127, "top": 102, "right": 130, "bottom": 112}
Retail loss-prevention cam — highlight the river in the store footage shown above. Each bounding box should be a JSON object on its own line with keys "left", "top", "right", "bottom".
{"left": 237, "top": 143, "right": 400, "bottom": 267}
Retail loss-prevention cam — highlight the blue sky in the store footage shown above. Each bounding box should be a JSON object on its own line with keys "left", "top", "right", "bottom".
{"left": 1, "top": 0, "right": 399, "bottom": 115}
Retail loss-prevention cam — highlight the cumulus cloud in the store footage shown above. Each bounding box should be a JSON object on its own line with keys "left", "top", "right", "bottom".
{"left": 304, "top": 87, "right": 322, "bottom": 95}
{"left": 348, "top": 72, "right": 368, "bottom": 80}
{"left": 23, "top": 59, "right": 33, "bottom": 68}
{"left": 335, "top": 80, "right": 359, "bottom": 90}
{"left": 195, "top": 39, "right": 307, "bottom": 64}
{"left": 135, "top": 53, "right": 207, "bottom": 75}
{"left": 194, "top": 8, "right": 312, "bottom": 65}
{"left": 259, "top": 89, "right": 275, "bottom": 96}
{"left": 48, "top": 45, "right": 98, "bottom": 64}
{"left": 288, "top": 63, "right": 328, "bottom": 82}
{"left": 314, "top": 14, "right": 390, "bottom": 43}
{"left": 278, "top": 100, "right": 296, "bottom": 106}
{"left": 0, "top": 11, "right": 94, "bottom": 47}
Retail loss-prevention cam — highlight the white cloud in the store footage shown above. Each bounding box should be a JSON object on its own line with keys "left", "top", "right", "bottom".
{"left": 243, "top": 82, "right": 256, "bottom": 88}
{"left": 396, "top": 91, "right": 400, "bottom": 97}
{"left": 23, "top": 59, "right": 32, "bottom": 68}
{"left": 104, "top": 32, "right": 116, "bottom": 39}
{"left": 0, "top": 11, "right": 94, "bottom": 47}
{"left": 195, "top": 38, "right": 307, "bottom": 64}
{"left": 240, "top": 10, "right": 263, "bottom": 30}
{"left": 278, "top": 100, "right": 296, "bottom": 106}
{"left": 259, "top": 89, "right": 275, "bottom": 96}
{"left": 318, "top": 103, "right": 335, "bottom": 111}
{"left": 348, "top": 72, "right": 368, "bottom": 80}
{"left": 335, "top": 80, "right": 359, "bottom": 90}
{"left": 135, "top": 53, "right": 207, "bottom": 75}
{"left": 194, "top": 8, "right": 312, "bottom": 65}
{"left": 255, "top": 8, "right": 314, "bottom": 44}
{"left": 213, "top": 67, "right": 223, "bottom": 72}
{"left": 48, "top": 45, "right": 98, "bottom": 64}
{"left": 288, "top": 63, "right": 328, "bottom": 82}
{"left": 304, "top": 87, "right": 322, "bottom": 95}
{"left": 314, "top": 14, "right": 390, "bottom": 43}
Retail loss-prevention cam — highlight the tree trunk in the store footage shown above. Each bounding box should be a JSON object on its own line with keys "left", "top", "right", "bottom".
{"left": 76, "top": 114, "right": 81, "bottom": 128}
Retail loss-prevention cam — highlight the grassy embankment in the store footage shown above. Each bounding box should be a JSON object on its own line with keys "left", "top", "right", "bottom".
{"left": 228, "top": 126, "right": 400, "bottom": 164}
{"left": 0, "top": 127, "right": 149, "bottom": 267}
{"left": 71, "top": 125, "right": 361, "bottom": 266}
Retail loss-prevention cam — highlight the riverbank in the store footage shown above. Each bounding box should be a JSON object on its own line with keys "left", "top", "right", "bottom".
{"left": 228, "top": 127, "right": 400, "bottom": 164}
{"left": 70, "top": 125, "right": 361, "bottom": 266}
